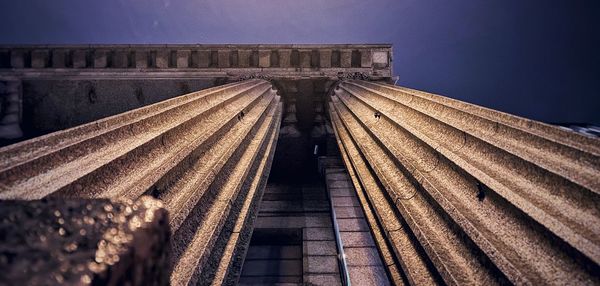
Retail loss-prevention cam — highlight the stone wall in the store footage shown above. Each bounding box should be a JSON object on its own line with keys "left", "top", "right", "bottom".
{"left": 0, "top": 44, "right": 392, "bottom": 144}
{"left": 0, "top": 44, "right": 392, "bottom": 78}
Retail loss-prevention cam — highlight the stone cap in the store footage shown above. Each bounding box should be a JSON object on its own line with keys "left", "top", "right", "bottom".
{"left": 0, "top": 44, "right": 393, "bottom": 80}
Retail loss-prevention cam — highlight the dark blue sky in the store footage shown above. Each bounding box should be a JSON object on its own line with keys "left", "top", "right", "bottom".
{"left": 1, "top": 0, "right": 599, "bottom": 124}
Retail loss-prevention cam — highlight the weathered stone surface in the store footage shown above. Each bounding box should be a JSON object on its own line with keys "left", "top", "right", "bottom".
{"left": 10, "top": 50, "right": 25, "bottom": 68}
{"left": 31, "top": 49, "right": 49, "bottom": 68}
{"left": 0, "top": 196, "right": 170, "bottom": 286}
{"left": 155, "top": 50, "right": 169, "bottom": 68}
{"left": 258, "top": 49, "right": 270, "bottom": 68}
{"left": 348, "top": 266, "right": 390, "bottom": 286}
{"left": 360, "top": 49, "right": 372, "bottom": 67}
{"left": 176, "top": 50, "right": 190, "bottom": 68}
{"left": 329, "top": 79, "right": 600, "bottom": 285}
{"left": 217, "top": 50, "right": 230, "bottom": 68}
{"left": 135, "top": 51, "right": 148, "bottom": 68}
{"left": 340, "top": 49, "right": 352, "bottom": 68}
{"left": 304, "top": 241, "right": 337, "bottom": 256}
{"left": 0, "top": 79, "right": 283, "bottom": 286}
{"left": 303, "top": 227, "right": 335, "bottom": 241}
{"left": 196, "top": 50, "right": 211, "bottom": 67}
{"left": 113, "top": 50, "right": 129, "bottom": 68}
{"left": 72, "top": 50, "right": 87, "bottom": 68}
{"left": 319, "top": 49, "right": 332, "bottom": 68}
{"left": 278, "top": 49, "right": 292, "bottom": 68}
{"left": 305, "top": 274, "right": 342, "bottom": 286}
{"left": 93, "top": 49, "right": 108, "bottom": 68}
{"left": 237, "top": 49, "right": 251, "bottom": 68}
{"left": 299, "top": 49, "right": 312, "bottom": 68}
{"left": 305, "top": 256, "right": 339, "bottom": 274}
{"left": 53, "top": 49, "right": 68, "bottom": 68}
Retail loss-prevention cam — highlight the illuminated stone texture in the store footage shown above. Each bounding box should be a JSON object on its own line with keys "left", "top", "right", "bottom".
{"left": 0, "top": 196, "right": 169, "bottom": 286}
{"left": 0, "top": 79, "right": 282, "bottom": 285}
{"left": 329, "top": 80, "right": 600, "bottom": 285}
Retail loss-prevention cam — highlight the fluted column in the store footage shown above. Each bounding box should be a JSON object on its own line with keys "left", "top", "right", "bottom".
{"left": 328, "top": 79, "right": 599, "bottom": 285}
{"left": 0, "top": 79, "right": 282, "bottom": 286}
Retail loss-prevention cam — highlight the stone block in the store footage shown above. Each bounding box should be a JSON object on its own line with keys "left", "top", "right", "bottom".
{"left": 360, "top": 49, "right": 373, "bottom": 67}
{"left": 0, "top": 196, "right": 170, "bottom": 286}
{"left": 305, "top": 274, "right": 342, "bottom": 286}
{"left": 52, "top": 49, "right": 68, "bottom": 68}
{"left": 72, "top": 50, "right": 87, "bottom": 68}
{"left": 330, "top": 188, "right": 354, "bottom": 197}
{"left": 258, "top": 49, "right": 270, "bottom": 68}
{"left": 217, "top": 50, "right": 230, "bottom": 68}
{"left": 303, "top": 227, "right": 335, "bottom": 241}
{"left": 340, "top": 231, "right": 376, "bottom": 247}
{"left": 113, "top": 50, "right": 129, "bottom": 68}
{"left": 334, "top": 207, "right": 365, "bottom": 219}
{"left": 305, "top": 216, "right": 333, "bottom": 228}
{"left": 255, "top": 216, "right": 305, "bottom": 228}
{"left": 278, "top": 49, "right": 291, "bottom": 68}
{"left": 303, "top": 200, "right": 329, "bottom": 211}
{"left": 135, "top": 51, "right": 148, "bottom": 68}
{"left": 245, "top": 245, "right": 302, "bottom": 259}
{"left": 237, "top": 50, "right": 251, "bottom": 67}
{"left": 299, "top": 49, "right": 312, "bottom": 68}
{"left": 373, "top": 51, "right": 389, "bottom": 68}
{"left": 304, "top": 241, "right": 337, "bottom": 255}
{"left": 241, "top": 260, "right": 302, "bottom": 276}
{"left": 319, "top": 49, "right": 332, "bottom": 68}
{"left": 330, "top": 180, "right": 353, "bottom": 188}
{"left": 196, "top": 50, "right": 210, "bottom": 68}
{"left": 337, "top": 218, "right": 369, "bottom": 231}
{"left": 345, "top": 247, "right": 384, "bottom": 266}
{"left": 176, "top": 50, "right": 190, "bottom": 68}
{"left": 31, "top": 49, "right": 49, "bottom": 68}
{"left": 348, "top": 266, "right": 390, "bottom": 286}
{"left": 340, "top": 49, "right": 352, "bottom": 68}
{"left": 155, "top": 50, "right": 169, "bottom": 68}
{"left": 332, "top": 196, "right": 360, "bottom": 207}
{"left": 93, "top": 49, "right": 108, "bottom": 68}
{"left": 10, "top": 50, "right": 25, "bottom": 68}
{"left": 305, "top": 256, "right": 339, "bottom": 274}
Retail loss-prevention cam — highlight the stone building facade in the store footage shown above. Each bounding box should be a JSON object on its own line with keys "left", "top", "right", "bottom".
{"left": 0, "top": 44, "right": 598, "bottom": 286}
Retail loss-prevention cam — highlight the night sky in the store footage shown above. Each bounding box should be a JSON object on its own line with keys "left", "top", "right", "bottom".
{"left": 1, "top": 0, "right": 598, "bottom": 124}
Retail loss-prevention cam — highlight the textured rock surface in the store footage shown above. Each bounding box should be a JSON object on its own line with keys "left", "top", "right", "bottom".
{"left": 329, "top": 79, "right": 600, "bottom": 285}
{"left": 0, "top": 196, "right": 169, "bottom": 286}
{"left": 0, "top": 79, "right": 282, "bottom": 285}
